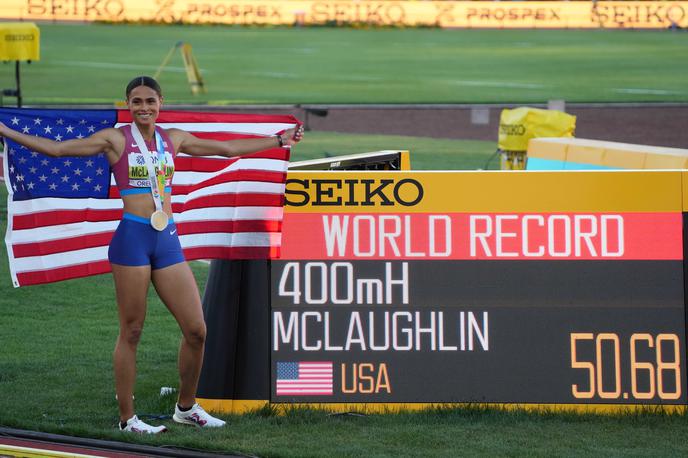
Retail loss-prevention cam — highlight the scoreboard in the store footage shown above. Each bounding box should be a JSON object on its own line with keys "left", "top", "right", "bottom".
{"left": 269, "top": 170, "right": 687, "bottom": 408}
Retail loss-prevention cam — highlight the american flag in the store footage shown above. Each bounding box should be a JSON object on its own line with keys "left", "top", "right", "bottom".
{"left": 276, "top": 361, "right": 334, "bottom": 396}
{"left": 2, "top": 108, "right": 298, "bottom": 287}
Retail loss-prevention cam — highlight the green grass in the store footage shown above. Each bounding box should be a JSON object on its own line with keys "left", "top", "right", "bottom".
{"left": 0, "top": 24, "right": 686, "bottom": 105}
{"left": 2, "top": 139, "right": 688, "bottom": 455}
{"left": 290, "top": 131, "right": 498, "bottom": 170}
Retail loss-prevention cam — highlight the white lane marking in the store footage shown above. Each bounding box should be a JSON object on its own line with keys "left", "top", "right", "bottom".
{"left": 449, "top": 80, "right": 543, "bottom": 89}
{"left": 613, "top": 88, "right": 680, "bottom": 95}
{"left": 56, "top": 60, "right": 206, "bottom": 73}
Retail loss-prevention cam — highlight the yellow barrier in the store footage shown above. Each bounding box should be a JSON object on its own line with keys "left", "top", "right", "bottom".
{"left": 1, "top": 1, "right": 686, "bottom": 28}
{"left": 499, "top": 108, "right": 576, "bottom": 153}
{"left": 199, "top": 399, "right": 688, "bottom": 416}
{"left": 527, "top": 137, "right": 688, "bottom": 170}
{"left": 0, "top": 22, "right": 39, "bottom": 61}
{"left": 498, "top": 107, "right": 576, "bottom": 170}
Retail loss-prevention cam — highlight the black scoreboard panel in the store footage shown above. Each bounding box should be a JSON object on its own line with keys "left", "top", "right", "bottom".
{"left": 270, "top": 260, "right": 686, "bottom": 404}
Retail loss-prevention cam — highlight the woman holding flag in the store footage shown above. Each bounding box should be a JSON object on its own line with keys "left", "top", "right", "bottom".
{"left": 0, "top": 76, "right": 303, "bottom": 433}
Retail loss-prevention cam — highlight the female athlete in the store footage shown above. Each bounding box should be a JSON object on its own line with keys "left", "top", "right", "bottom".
{"left": 0, "top": 76, "right": 303, "bottom": 433}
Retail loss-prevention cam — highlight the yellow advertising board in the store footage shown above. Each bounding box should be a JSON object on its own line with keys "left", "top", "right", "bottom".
{"left": 0, "top": 22, "right": 39, "bottom": 61}
{"left": 1, "top": 1, "right": 686, "bottom": 29}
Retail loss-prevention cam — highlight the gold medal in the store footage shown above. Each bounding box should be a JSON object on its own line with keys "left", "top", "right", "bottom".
{"left": 150, "top": 210, "right": 169, "bottom": 231}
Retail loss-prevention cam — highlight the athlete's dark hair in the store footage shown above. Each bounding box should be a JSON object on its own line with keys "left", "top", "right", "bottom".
{"left": 125, "top": 76, "right": 162, "bottom": 98}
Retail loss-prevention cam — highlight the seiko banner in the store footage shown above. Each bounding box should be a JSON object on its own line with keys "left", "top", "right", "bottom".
{"left": 2, "top": 1, "right": 686, "bottom": 29}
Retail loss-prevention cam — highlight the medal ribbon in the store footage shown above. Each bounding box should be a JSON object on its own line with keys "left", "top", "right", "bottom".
{"left": 154, "top": 132, "right": 166, "bottom": 205}
{"left": 130, "top": 123, "right": 166, "bottom": 213}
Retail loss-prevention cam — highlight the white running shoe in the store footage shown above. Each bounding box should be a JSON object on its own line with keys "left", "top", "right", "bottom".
{"left": 173, "top": 403, "right": 226, "bottom": 428}
{"left": 119, "top": 415, "right": 167, "bottom": 434}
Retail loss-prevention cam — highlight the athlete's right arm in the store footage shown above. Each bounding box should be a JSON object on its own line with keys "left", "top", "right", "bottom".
{"left": 0, "top": 122, "right": 121, "bottom": 160}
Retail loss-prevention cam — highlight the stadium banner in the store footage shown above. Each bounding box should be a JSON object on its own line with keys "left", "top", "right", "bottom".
{"left": 268, "top": 170, "right": 688, "bottom": 408}
{"left": 1, "top": 1, "right": 686, "bottom": 29}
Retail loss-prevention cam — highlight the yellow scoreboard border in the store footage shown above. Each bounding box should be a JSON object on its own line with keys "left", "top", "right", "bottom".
{"left": 285, "top": 170, "right": 684, "bottom": 213}
{"left": 198, "top": 398, "right": 687, "bottom": 415}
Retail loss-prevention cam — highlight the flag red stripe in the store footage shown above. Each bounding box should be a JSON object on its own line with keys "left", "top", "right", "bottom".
{"left": 174, "top": 150, "right": 288, "bottom": 172}
{"left": 189, "top": 132, "right": 262, "bottom": 141}
{"left": 16, "top": 260, "right": 112, "bottom": 286}
{"left": 13, "top": 208, "right": 123, "bottom": 230}
{"left": 174, "top": 155, "right": 240, "bottom": 173}
{"left": 174, "top": 193, "right": 284, "bottom": 213}
{"left": 12, "top": 232, "right": 114, "bottom": 258}
{"left": 174, "top": 170, "right": 286, "bottom": 195}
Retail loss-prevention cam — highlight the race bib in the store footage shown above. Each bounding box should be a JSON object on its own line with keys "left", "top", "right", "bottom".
{"left": 127, "top": 150, "right": 174, "bottom": 188}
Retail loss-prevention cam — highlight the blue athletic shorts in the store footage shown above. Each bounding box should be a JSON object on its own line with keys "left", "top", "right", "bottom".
{"left": 108, "top": 213, "right": 185, "bottom": 270}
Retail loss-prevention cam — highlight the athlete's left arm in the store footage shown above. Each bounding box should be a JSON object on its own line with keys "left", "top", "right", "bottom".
{"left": 169, "top": 126, "right": 303, "bottom": 157}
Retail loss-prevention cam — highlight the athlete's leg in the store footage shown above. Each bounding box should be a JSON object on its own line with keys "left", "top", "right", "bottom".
{"left": 151, "top": 261, "right": 206, "bottom": 408}
{"left": 111, "top": 263, "right": 151, "bottom": 422}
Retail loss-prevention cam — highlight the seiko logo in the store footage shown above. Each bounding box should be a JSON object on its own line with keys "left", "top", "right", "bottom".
{"left": 26, "top": 0, "right": 125, "bottom": 19}
{"left": 592, "top": 4, "right": 686, "bottom": 26}
{"left": 285, "top": 178, "right": 424, "bottom": 207}
{"left": 4, "top": 34, "right": 35, "bottom": 42}
{"left": 499, "top": 123, "right": 526, "bottom": 136}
